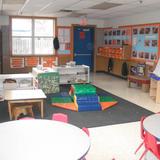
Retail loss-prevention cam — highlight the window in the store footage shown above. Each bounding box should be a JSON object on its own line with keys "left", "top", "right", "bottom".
{"left": 11, "top": 17, "right": 55, "bottom": 56}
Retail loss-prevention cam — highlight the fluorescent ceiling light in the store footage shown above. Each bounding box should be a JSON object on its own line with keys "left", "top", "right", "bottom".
{"left": 38, "top": 2, "right": 53, "bottom": 12}
{"left": 18, "top": 0, "right": 30, "bottom": 15}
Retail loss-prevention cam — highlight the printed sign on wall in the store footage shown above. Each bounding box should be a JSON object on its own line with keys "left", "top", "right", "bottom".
{"left": 10, "top": 57, "right": 24, "bottom": 68}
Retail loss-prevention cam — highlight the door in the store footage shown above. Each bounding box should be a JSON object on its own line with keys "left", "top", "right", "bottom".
{"left": 73, "top": 26, "right": 95, "bottom": 70}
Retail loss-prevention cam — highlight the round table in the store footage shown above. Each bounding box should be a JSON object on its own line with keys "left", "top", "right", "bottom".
{"left": 143, "top": 113, "right": 160, "bottom": 140}
{"left": 0, "top": 119, "right": 90, "bottom": 160}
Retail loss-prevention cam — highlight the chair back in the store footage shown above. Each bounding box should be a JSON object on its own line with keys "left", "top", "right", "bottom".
{"left": 140, "top": 116, "right": 146, "bottom": 139}
{"left": 144, "top": 132, "right": 160, "bottom": 159}
{"left": 52, "top": 113, "right": 68, "bottom": 123}
{"left": 82, "top": 127, "right": 90, "bottom": 137}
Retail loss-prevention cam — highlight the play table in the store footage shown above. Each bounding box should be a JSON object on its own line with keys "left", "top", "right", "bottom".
{"left": 0, "top": 119, "right": 90, "bottom": 160}
{"left": 4, "top": 89, "right": 46, "bottom": 120}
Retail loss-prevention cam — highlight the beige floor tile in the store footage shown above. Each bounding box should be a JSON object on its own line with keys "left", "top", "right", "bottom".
{"left": 85, "top": 73, "right": 159, "bottom": 160}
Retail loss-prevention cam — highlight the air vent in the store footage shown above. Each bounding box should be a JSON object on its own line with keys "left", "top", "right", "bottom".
{"left": 67, "top": 12, "right": 86, "bottom": 17}
{"left": 59, "top": 9, "right": 73, "bottom": 13}
{"left": 90, "top": 2, "right": 122, "bottom": 10}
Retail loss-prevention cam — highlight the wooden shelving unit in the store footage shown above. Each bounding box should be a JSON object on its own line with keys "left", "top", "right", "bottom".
{"left": 149, "top": 78, "right": 160, "bottom": 103}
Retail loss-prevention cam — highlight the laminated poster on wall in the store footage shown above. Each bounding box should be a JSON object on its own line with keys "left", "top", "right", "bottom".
{"left": 131, "top": 26, "right": 158, "bottom": 61}
{"left": 58, "top": 28, "right": 71, "bottom": 55}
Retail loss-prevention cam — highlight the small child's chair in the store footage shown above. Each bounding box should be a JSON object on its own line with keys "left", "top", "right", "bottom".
{"left": 52, "top": 113, "right": 68, "bottom": 123}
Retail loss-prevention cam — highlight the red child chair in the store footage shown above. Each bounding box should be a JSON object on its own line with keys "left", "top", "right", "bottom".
{"left": 52, "top": 113, "right": 68, "bottom": 123}
{"left": 137, "top": 132, "right": 160, "bottom": 160}
{"left": 135, "top": 116, "right": 146, "bottom": 154}
{"left": 82, "top": 127, "right": 90, "bottom": 137}
{"left": 135, "top": 116, "right": 160, "bottom": 160}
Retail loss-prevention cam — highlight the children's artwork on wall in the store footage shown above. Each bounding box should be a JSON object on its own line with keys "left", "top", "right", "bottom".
{"left": 152, "top": 40, "right": 157, "bottom": 47}
{"left": 117, "top": 30, "right": 121, "bottom": 35}
{"left": 122, "top": 30, "right": 126, "bottom": 35}
{"left": 151, "top": 53, "right": 157, "bottom": 60}
{"left": 152, "top": 27, "right": 158, "bottom": 34}
{"left": 104, "top": 27, "right": 131, "bottom": 46}
{"left": 139, "top": 28, "right": 144, "bottom": 34}
{"left": 113, "top": 30, "right": 116, "bottom": 36}
{"left": 145, "top": 52, "right": 150, "bottom": 59}
{"left": 133, "top": 28, "right": 138, "bottom": 35}
{"left": 131, "top": 25, "right": 159, "bottom": 61}
{"left": 145, "top": 28, "right": 150, "bottom": 34}
{"left": 109, "top": 31, "right": 112, "bottom": 36}
{"left": 144, "top": 40, "right": 150, "bottom": 47}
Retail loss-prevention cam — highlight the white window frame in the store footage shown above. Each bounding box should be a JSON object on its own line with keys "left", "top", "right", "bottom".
{"left": 11, "top": 17, "right": 56, "bottom": 56}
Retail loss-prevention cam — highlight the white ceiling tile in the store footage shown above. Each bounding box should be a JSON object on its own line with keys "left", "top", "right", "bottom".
{"left": 3, "top": 4, "right": 22, "bottom": 10}
{"left": 77, "top": 9, "right": 102, "bottom": 14}
{"left": 1, "top": 0, "right": 160, "bottom": 19}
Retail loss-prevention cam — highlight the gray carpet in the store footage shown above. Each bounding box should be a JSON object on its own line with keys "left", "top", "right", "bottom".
{"left": 0, "top": 85, "right": 153, "bottom": 128}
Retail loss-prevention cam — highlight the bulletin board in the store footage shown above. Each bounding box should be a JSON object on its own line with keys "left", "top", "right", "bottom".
{"left": 57, "top": 27, "right": 71, "bottom": 55}
{"left": 131, "top": 24, "right": 159, "bottom": 61}
{"left": 104, "top": 27, "right": 131, "bottom": 46}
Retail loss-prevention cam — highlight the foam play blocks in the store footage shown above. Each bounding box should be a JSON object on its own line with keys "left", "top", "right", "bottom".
{"left": 51, "top": 84, "right": 118, "bottom": 111}
{"left": 99, "top": 96, "right": 118, "bottom": 110}
{"left": 53, "top": 103, "right": 77, "bottom": 111}
{"left": 71, "top": 84, "right": 96, "bottom": 95}
{"left": 78, "top": 103, "right": 101, "bottom": 111}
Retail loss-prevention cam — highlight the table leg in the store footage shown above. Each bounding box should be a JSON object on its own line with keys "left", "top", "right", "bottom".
{"left": 128, "top": 79, "right": 131, "bottom": 87}
{"left": 40, "top": 100, "right": 44, "bottom": 118}
{"left": 8, "top": 102, "right": 12, "bottom": 120}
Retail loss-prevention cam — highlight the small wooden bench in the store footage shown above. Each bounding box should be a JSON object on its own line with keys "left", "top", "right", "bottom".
{"left": 128, "top": 75, "right": 150, "bottom": 92}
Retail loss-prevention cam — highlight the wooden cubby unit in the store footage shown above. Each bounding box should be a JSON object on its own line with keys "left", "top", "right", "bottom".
{"left": 149, "top": 78, "right": 160, "bottom": 103}
{"left": 96, "top": 45, "right": 131, "bottom": 78}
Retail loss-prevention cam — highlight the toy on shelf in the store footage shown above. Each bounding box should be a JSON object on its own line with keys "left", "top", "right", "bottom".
{"left": 51, "top": 84, "right": 117, "bottom": 111}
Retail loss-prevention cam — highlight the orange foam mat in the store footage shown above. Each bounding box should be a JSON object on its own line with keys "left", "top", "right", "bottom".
{"left": 52, "top": 103, "right": 78, "bottom": 111}
{"left": 100, "top": 102, "right": 118, "bottom": 110}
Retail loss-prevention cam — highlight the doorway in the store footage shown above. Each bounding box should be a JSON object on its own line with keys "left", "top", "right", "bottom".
{"left": 73, "top": 25, "right": 95, "bottom": 70}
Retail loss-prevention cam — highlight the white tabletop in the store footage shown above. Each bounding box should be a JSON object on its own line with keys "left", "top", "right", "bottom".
{"left": 0, "top": 73, "right": 33, "bottom": 79}
{"left": 0, "top": 120, "right": 90, "bottom": 160}
{"left": 4, "top": 89, "right": 46, "bottom": 100}
{"left": 143, "top": 114, "right": 160, "bottom": 140}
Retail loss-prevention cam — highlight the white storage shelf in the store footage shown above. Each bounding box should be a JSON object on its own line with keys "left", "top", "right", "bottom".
{"left": 0, "top": 73, "right": 33, "bottom": 101}
{"left": 32, "top": 65, "right": 90, "bottom": 85}
{"left": 56, "top": 65, "right": 90, "bottom": 84}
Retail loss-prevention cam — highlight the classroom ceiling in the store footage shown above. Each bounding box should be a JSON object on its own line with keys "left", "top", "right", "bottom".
{"left": 1, "top": 0, "right": 160, "bottom": 19}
